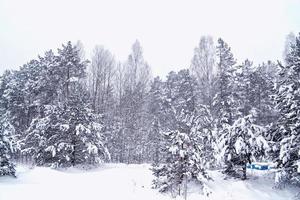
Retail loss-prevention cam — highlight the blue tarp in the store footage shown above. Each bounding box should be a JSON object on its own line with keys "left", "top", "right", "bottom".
{"left": 246, "top": 164, "right": 269, "bottom": 170}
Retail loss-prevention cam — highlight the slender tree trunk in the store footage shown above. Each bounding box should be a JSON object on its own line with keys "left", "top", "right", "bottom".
{"left": 184, "top": 174, "right": 188, "bottom": 200}
{"left": 72, "top": 137, "right": 76, "bottom": 166}
{"left": 66, "top": 65, "right": 70, "bottom": 100}
{"left": 93, "top": 79, "right": 99, "bottom": 112}
{"left": 242, "top": 162, "right": 247, "bottom": 180}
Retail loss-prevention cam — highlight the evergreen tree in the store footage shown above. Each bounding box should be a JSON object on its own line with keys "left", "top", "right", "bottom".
{"left": 252, "top": 61, "right": 278, "bottom": 125}
{"left": 219, "top": 113, "right": 268, "bottom": 179}
{"left": 23, "top": 105, "right": 71, "bottom": 167}
{"left": 235, "top": 59, "right": 255, "bottom": 117}
{"left": 152, "top": 70, "right": 212, "bottom": 197}
{"left": 193, "top": 105, "right": 217, "bottom": 169}
{"left": 1, "top": 69, "right": 28, "bottom": 142}
{"left": 152, "top": 112, "right": 211, "bottom": 197}
{"left": 0, "top": 114, "right": 16, "bottom": 177}
{"left": 22, "top": 42, "right": 109, "bottom": 168}
{"left": 213, "top": 38, "right": 237, "bottom": 175}
{"left": 0, "top": 72, "right": 16, "bottom": 176}
{"left": 274, "top": 33, "right": 300, "bottom": 187}
{"left": 147, "top": 77, "right": 166, "bottom": 164}
{"left": 213, "top": 38, "right": 237, "bottom": 128}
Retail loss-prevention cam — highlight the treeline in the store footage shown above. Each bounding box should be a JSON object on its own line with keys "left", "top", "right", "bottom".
{"left": 0, "top": 34, "right": 299, "bottom": 194}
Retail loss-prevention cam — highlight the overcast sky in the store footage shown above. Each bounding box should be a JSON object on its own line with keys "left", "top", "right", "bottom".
{"left": 0, "top": 0, "right": 299, "bottom": 77}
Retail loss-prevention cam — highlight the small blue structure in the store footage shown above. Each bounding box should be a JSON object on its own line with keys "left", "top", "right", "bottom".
{"left": 246, "top": 163, "right": 270, "bottom": 170}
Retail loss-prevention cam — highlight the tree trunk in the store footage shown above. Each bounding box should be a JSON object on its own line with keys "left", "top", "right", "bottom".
{"left": 184, "top": 174, "right": 188, "bottom": 200}
{"left": 66, "top": 65, "right": 70, "bottom": 100}
{"left": 242, "top": 162, "right": 247, "bottom": 180}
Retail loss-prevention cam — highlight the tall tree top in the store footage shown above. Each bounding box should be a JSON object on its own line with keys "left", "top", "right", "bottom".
{"left": 283, "top": 32, "right": 296, "bottom": 65}
{"left": 286, "top": 33, "right": 300, "bottom": 68}
{"left": 216, "top": 38, "right": 236, "bottom": 70}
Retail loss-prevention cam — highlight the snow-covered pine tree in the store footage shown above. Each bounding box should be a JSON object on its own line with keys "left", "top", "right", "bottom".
{"left": 193, "top": 105, "right": 217, "bottom": 169}
{"left": 24, "top": 105, "right": 109, "bottom": 168}
{"left": 152, "top": 70, "right": 212, "bottom": 197}
{"left": 213, "top": 38, "right": 238, "bottom": 174}
{"left": 23, "top": 105, "right": 72, "bottom": 167}
{"left": 0, "top": 73, "right": 16, "bottom": 176}
{"left": 235, "top": 59, "right": 277, "bottom": 123}
{"left": 213, "top": 38, "right": 237, "bottom": 128}
{"left": 59, "top": 42, "right": 110, "bottom": 166}
{"left": 0, "top": 115, "right": 16, "bottom": 177}
{"left": 252, "top": 61, "right": 278, "bottom": 125}
{"left": 35, "top": 50, "right": 60, "bottom": 105}
{"left": 219, "top": 112, "right": 268, "bottom": 179}
{"left": 23, "top": 42, "right": 109, "bottom": 168}
{"left": 147, "top": 77, "right": 166, "bottom": 164}
{"left": 57, "top": 41, "right": 88, "bottom": 102}
{"left": 66, "top": 85, "right": 110, "bottom": 166}
{"left": 0, "top": 68, "right": 28, "bottom": 157}
{"left": 19, "top": 51, "right": 60, "bottom": 163}
{"left": 274, "top": 33, "right": 300, "bottom": 187}
{"left": 152, "top": 111, "right": 211, "bottom": 197}
{"left": 235, "top": 59, "right": 255, "bottom": 117}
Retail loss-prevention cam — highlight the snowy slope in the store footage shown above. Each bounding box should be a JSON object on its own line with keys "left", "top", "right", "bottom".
{"left": 0, "top": 164, "right": 298, "bottom": 200}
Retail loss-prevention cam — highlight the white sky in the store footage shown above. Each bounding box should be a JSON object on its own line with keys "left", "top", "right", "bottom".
{"left": 0, "top": 0, "right": 299, "bottom": 77}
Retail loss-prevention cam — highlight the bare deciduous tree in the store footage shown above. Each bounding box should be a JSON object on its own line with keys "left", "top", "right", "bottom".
{"left": 89, "top": 45, "right": 116, "bottom": 114}
{"left": 190, "top": 36, "right": 216, "bottom": 109}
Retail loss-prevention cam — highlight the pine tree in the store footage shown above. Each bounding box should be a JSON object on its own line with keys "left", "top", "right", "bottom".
{"left": 66, "top": 85, "right": 110, "bottom": 166}
{"left": 252, "top": 61, "right": 278, "bottom": 125}
{"left": 219, "top": 113, "right": 268, "bottom": 179}
{"left": 1, "top": 69, "right": 28, "bottom": 144}
{"left": 147, "top": 77, "right": 166, "bottom": 164}
{"left": 35, "top": 50, "right": 60, "bottom": 105}
{"left": 213, "top": 38, "right": 237, "bottom": 128}
{"left": 235, "top": 59, "right": 255, "bottom": 117}
{"left": 152, "top": 70, "right": 211, "bottom": 197}
{"left": 274, "top": 33, "right": 300, "bottom": 187}
{"left": 23, "top": 105, "right": 72, "bottom": 167}
{"left": 22, "top": 42, "right": 110, "bottom": 168}
{"left": 193, "top": 105, "right": 217, "bottom": 169}
{"left": 0, "top": 115, "right": 16, "bottom": 177}
{"left": 213, "top": 38, "right": 238, "bottom": 174}
{"left": 0, "top": 72, "right": 16, "bottom": 176}
{"left": 152, "top": 113, "right": 211, "bottom": 196}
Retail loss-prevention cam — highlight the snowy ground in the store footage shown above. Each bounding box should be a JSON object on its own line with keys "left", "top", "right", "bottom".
{"left": 0, "top": 164, "right": 298, "bottom": 200}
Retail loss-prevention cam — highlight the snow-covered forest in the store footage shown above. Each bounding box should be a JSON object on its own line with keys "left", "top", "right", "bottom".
{"left": 1, "top": 32, "right": 300, "bottom": 200}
